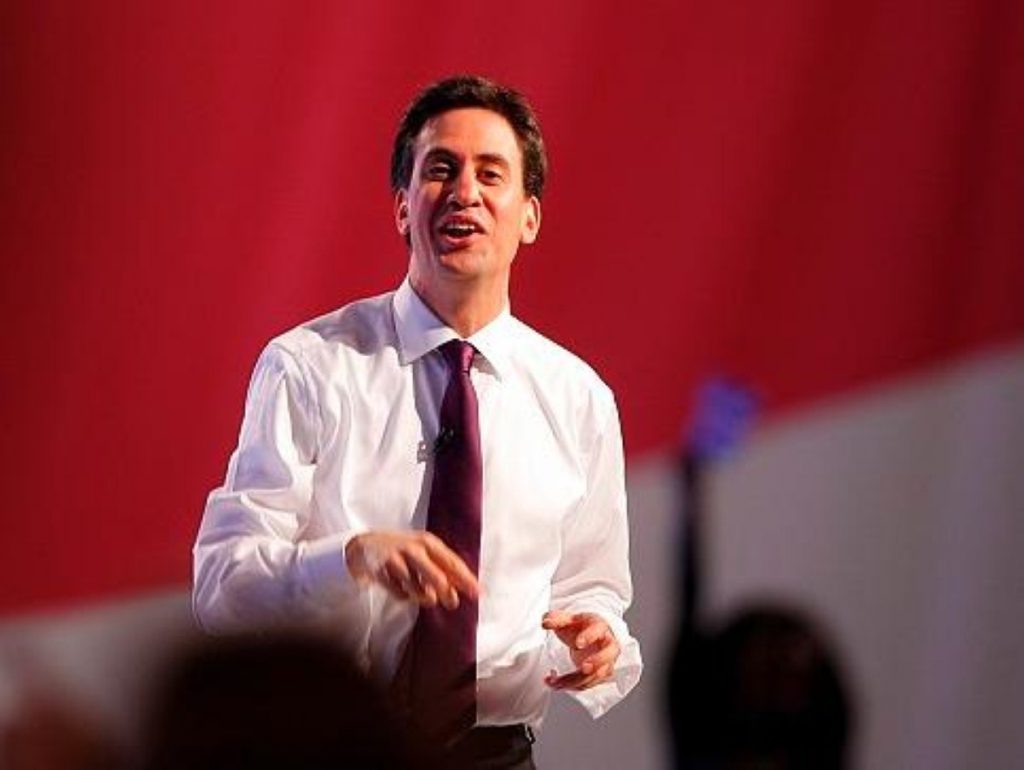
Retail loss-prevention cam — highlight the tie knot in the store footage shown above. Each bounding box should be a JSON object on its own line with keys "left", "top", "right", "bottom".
{"left": 440, "top": 339, "right": 475, "bottom": 375}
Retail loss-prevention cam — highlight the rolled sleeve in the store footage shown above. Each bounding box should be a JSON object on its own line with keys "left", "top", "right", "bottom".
{"left": 546, "top": 396, "right": 643, "bottom": 716}
{"left": 192, "top": 344, "right": 359, "bottom": 632}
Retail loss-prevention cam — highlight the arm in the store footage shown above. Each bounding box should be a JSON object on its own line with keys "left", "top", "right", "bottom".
{"left": 192, "top": 343, "right": 477, "bottom": 633}
{"left": 192, "top": 343, "right": 356, "bottom": 632}
{"left": 543, "top": 396, "right": 643, "bottom": 716}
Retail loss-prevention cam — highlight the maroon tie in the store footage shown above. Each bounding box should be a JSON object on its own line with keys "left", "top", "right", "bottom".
{"left": 397, "top": 339, "right": 482, "bottom": 742}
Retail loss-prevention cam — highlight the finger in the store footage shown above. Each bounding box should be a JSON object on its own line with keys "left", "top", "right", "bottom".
{"left": 403, "top": 542, "right": 472, "bottom": 610}
{"left": 571, "top": 640, "right": 606, "bottom": 670}
{"left": 540, "top": 610, "right": 576, "bottom": 630}
{"left": 422, "top": 535, "right": 480, "bottom": 598}
{"left": 403, "top": 547, "right": 456, "bottom": 600}
{"left": 381, "top": 559, "right": 439, "bottom": 606}
{"left": 542, "top": 612, "right": 587, "bottom": 649}
{"left": 381, "top": 557, "right": 411, "bottom": 588}
{"left": 544, "top": 669, "right": 597, "bottom": 691}
{"left": 380, "top": 561, "right": 415, "bottom": 599}
{"left": 381, "top": 561, "right": 416, "bottom": 599}
{"left": 574, "top": 640, "right": 619, "bottom": 675}
{"left": 573, "top": 618, "right": 611, "bottom": 650}
{"left": 588, "top": 662, "right": 615, "bottom": 686}
{"left": 423, "top": 535, "right": 480, "bottom": 595}
{"left": 415, "top": 577, "right": 439, "bottom": 607}
{"left": 440, "top": 585, "right": 460, "bottom": 610}
{"left": 425, "top": 572, "right": 459, "bottom": 610}
{"left": 545, "top": 662, "right": 614, "bottom": 691}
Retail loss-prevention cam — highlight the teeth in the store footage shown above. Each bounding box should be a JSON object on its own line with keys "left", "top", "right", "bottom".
{"left": 443, "top": 223, "right": 475, "bottom": 236}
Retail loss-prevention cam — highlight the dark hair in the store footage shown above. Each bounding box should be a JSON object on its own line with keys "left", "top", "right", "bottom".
{"left": 390, "top": 74, "right": 548, "bottom": 199}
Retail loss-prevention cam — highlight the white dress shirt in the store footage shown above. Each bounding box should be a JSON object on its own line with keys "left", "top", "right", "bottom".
{"left": 193, "top": 278, "right": 642, "bottom": 727}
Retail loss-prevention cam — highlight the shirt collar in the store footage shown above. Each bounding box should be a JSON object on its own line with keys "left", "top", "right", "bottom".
{"left": 392, "top": 277, "right": 514, "bottom": 379}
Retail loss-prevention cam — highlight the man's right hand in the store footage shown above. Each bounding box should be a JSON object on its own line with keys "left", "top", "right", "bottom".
{"left": 345, "top": 531, "right": 479, "bottom": 610}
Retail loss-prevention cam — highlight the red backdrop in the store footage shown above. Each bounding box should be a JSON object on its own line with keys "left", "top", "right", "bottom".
{"left": 2, "top": 1, "right": 1022, "bottom": 612}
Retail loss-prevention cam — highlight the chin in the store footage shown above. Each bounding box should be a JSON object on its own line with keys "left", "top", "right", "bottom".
{"left": 437, "top": 250, "right": 488, "bottom": 275}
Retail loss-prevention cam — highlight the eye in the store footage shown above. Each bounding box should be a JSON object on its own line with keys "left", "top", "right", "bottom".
{"left": 479, "top": 167, "right": 504, "bottom": 185}
{"left": 424, "top": 161, "right": 454, "bottom": 180}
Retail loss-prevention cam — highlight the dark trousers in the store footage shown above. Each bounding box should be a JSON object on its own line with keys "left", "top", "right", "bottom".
{"left": 445, "top": 725, "right": 536, "bottom": 770}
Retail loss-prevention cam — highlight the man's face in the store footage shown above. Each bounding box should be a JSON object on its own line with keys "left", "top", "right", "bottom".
{"left": 395, "top": 107, "right": 541, "bottom": 296}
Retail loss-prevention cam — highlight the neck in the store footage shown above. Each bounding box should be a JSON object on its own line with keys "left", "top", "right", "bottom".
{"left": 409, "top": 273, "right": 508, "bottom": 338}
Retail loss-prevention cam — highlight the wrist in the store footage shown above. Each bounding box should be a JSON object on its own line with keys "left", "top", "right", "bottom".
{"left": 344, "top": 534, "right": 366, "bottom": 579}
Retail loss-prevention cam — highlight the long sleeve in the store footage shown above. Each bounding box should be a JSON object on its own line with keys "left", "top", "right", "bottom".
{"left": 191, "top": 290, "right": 643, "bottom": 727}
{"left": 545, "top": 396, "right": 643, "bottom": 717}
{"left": 192, "top": 343, "right": 361, "bottom": 634}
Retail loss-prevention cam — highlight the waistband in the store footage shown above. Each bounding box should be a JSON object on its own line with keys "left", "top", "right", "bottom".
{"left": 447, "top": 723, "right": 535, "bottom": 764}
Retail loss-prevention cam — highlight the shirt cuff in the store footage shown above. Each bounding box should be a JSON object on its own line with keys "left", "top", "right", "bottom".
{"left": 296, "top": 531, "right": 361, "bottom": 599}
{"left": 544, "top": 611, "right": 643, "bottom": 719}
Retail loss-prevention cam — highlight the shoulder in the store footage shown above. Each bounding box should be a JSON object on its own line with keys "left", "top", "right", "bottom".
{"left": 266, "top": 290, "right": 397, "bottom": 364}
{"left": 242, "top": 290, "right": 400, "bottom": 404}
{"left": 505, "top": 316, "right": 617, "bottom": 418}
{"left": 507, "top": 317, "right": 612, "bottom": 392}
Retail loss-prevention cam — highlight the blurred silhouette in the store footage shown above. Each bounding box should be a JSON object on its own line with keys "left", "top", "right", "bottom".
{"left": 676, "top": 378, "right": 759, "bottom": 637}
{"left": 666, "top": 379, "right": 853, "bottom": 769}
{"left": 1, "top": 691, "right": 124, "bottom": 770}
{"left": 142, "top": 630, "right": 437, "bottom": 770}
{"left": 669, "top": 604, "right": 852, "bottom": 770}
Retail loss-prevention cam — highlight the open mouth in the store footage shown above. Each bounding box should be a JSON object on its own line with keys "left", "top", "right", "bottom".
{"left": 438, "top": 219, "right": 482, "bottom": 241}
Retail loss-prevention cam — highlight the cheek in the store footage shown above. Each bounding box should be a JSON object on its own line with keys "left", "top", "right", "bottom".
{"left": 502, "top": 206, "right": 531, "bottom": 239}
{"left": 409, "top": 199, "right": 435, "bottom": 231}
{"left": 490, "top": 196, "right": 521, "bottom": 224}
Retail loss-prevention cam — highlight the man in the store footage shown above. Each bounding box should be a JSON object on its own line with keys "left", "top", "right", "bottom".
{"left": 193, "top": 75, "right": 641, "bottom": 768}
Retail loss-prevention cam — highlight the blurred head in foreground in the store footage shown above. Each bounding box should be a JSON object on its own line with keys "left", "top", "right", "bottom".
{"left": 143, "top": 631, "right": 432, "bottom": 770}
{"left": 1, "top": 693, "right": 123, "bottom": 770}
{"left": 669, "top": 604, "right": 853, "bottom": 770}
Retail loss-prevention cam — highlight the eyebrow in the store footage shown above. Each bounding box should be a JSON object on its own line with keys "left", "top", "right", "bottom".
{"left": 422, "top": 148, "right": 511, "bottom": 169}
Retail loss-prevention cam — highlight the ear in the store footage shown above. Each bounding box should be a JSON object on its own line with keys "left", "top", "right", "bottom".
{"left": 520, "top": 196, "right": 542, "bottom": 245}
{"left": 394, "top": 190, "right": 410, "bottom": 237}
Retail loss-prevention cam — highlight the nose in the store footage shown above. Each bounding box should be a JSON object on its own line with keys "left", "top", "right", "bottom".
{"left": 448, "top": 166, "right": 482, "bottom": 207}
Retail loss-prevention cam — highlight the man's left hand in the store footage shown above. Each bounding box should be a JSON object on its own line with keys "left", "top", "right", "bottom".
{"left": 541, "top": 610, "right": 620, "bottom": 691}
